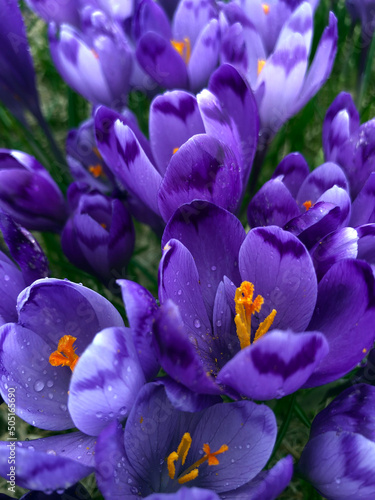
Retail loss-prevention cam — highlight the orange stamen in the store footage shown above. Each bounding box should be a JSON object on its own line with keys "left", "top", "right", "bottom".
{"left": 173, "top": 147, "right": 179, "bottom": 155}
{"left": 303, "top": 200, "right": 312, "bottom": 211}
{"left": 257, "top": 59, "right": 266, "bottom": 76}
{"left": 171, "top": 38, "right": 191, "bottom": 64}
{"left": 262, "top": 3, "right": 270, "bottom": 14}
{"left": 49, "top": 335, "right": 79, "bottom": 371}
{"left": 88, "top": 164, "right": 104, "bottom": 178}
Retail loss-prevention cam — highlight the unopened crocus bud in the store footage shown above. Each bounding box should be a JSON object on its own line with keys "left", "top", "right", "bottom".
{"left": 49, "top": 6, "right": 133, "bottom": 107}
{"left": 0, "top": 150, "right": 67, "bottom": 232}
{"left": 61, "top": 183, "right": 135, "bottom": 285}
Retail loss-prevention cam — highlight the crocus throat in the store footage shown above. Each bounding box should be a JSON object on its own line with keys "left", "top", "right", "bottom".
{"left": 262, "top": 3, "right": 270, "bottom": 14}
{"left": 171, "top": 38, "right": 191, "bottom": 64}
{"left": 167, "top": 432, "right": 228, "bottom": 484}
{"left": 89, "top": 164, "right": 104, "bottom": 178}
{"left": 49, "top": 335, "right": 80, "bottom": 371}
{"left": 234, "top": 281, "right": 277, "bottom": 350}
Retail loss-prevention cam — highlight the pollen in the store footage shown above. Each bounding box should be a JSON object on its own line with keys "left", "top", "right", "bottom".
{"left": 171, "top": 38, "right": 191, "bottom": 64}
{"left": 49, "top": 335, "right": 80, "bottom": 371}
{"left": 88, "top": 164, "right": 104, "bottom": 178}
{"left": 257, "top": 59, "right": 266, "bottom": 76}
{"left": 234, "top": 281, "right": 277, "bottom": 349}
{"left": 262, "top": 3, "right": 270, "bottom": 14}
{"left": 167, "top": 432, "right": 228, "bottom": 484}
{"left": 303, "top": 200, "right": 312, "bottom": 211}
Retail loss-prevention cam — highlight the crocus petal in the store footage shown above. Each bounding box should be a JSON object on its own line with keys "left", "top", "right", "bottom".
{"left": 136, "top": 32, "right": 189, "bottom": 89}
{"left": 305, "top": 259, "right": 375, "bottom": 387}
{"left": 69, "top": 326, "right": 145, "bottom": 436}
{"left": 152, "top": 300, "right": 219, "bottom": 394}
{"left": 247, "top": 177, "right": 300, "bottom": 228}
{"left": 350, "top": 172, "right": 375, "bottom": 226}
{"left": 0, "top": 432, "right": 95, "bottom": 492}
{"left": 133, "top": 0, "right": 172, "bottom": 40}
{"left": 208, "top": 63, "right": 259, "bottom": 187}
{"left": 296, "top": 162, "right": 349, "bottom": 206}
{"left": 292, "top": 12, "right": 338, "bottom": 115}
{"left": 275, "top": 2, "right": 313, "bottom": 55}
{"left": 272, "top": 152, "right": 310, "bottom": 198}
{"left": 217, "top": 330, "right": 328, "bottom": 400}
{"left": 149, "top": 91, "right": 204, "bottom": 175}
{"left": 0, "top": 323, "right": 74, "bottom": 430}
{"left": 323, "top": 92, "right": 360, "bottom": 162}
{"left": 17, "top": 278, "right": 124, "bottom": 354}
{"left": 162, "top": 201, "right": 245, "bottom": 318}
{"left": 188, "top": 19, "right": 220, "bottom": 93}
{"left": 159, "top": 377, "right": 222, "bottom": 411}
{"left": 315, "top": 185, "right": 351, "bottom": 228}
{"left": 298, "top": 432, "right": 375, "bottom": 500}
{"left": 146, "top": 488, "right": 221, "bottom": 500}
{"left": 173, "top": 0, "right": 218, "bottom": 47}
{"left": 19, "top": 483, "right": 91, "bottom": 499}
{"left": 158, "top": 134, "right": 242, "bottom": 222}
{"left": 0, "top": 256, "right": 26, "bottom": 325}
{"left": 118, "top": 280, "right": 159, "bottom": 380}
{"left": 95, "top": 106, "right": 162, "bottom": 216}
{"left": 0, "top": 210, "right": 49, "bottom": 284}
{"left": 256, "top": 32, "right": 308, "bottom": 135}
{"left": 222, "top": 455, "right": 293, "bottom": 500}
{"left": 239, "top": 226, "right": 317, "bottom": 332}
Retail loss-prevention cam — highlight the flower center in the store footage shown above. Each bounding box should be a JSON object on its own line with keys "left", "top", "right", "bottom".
{"left": 257, "top": 59, "right": 266, "bottom": 76}
{"left": 303, "top": 200, "right": 312, "bottom": 211}
{"left": 88, "top": 164, "right": 104, "bottom": 178}
{"left": 49, "top": 335, "right": 80, "bottom": 371}
{"left": 234, "top": 281, "right": 277, "bottom": 349}
{"left": 171, "top": 38, "right": 191, "bottom": 64}
{"left": 167, "top": 432, "right": 228, "bottom": 485}
{"left": 262, "top": 3, "right": 270, "bottom": 14}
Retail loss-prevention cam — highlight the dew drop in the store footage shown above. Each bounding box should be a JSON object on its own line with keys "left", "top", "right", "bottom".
{"left": 46, "top": 380, "right": 54, "bottom": 388}
{"left": 216, "top": 320, "right": 222, "bottom": 327}
{"left": 46, "top": 449, "right": 56, "bottom": 455}
{"left": 27, "top": 445, "right": 35, "bottom": 451}
{"left": 34, "top": 380, "right": 45, "bottom": 392}
{"left": 177, "top": 289, "right": 182, "bottom": 295}
{"left": 211, "top": 266, "right": 217, "bottom": 271}
{"left": 59, "top": 404, "right": 67, "bottom": 412}
{"left": 119, "top": 406, "right": 127, "bottom": 416}
{"left": 194, "top": 319, "right": 201, "bottom": 328}
{"left": 96, "top": 411, "right": 103, "bottom": 418}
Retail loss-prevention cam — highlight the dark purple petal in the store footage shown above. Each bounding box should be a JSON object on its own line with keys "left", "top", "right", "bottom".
{"left": 162, "top": 201, "right": 245, "bottom": 318}
{"left": 152, "top": 300, "right": 219, "bottom": 394}
{"left": 296, "top": 162, "right": 349, "bottom": 207}
{"left": 217, "top": 330, "right": 328, "bottom": 400}
{"left": 133, "top": 0, "right": 172, "bottom": 40}
{"left": 19, "top": 482, "right": 90, "bottom": 499}
{"left": 239, "top": 226, "right": 317, "bottom": 332}
{"left": 298, "top": 431, "right": 375, "bottom": 500}
{"left": 272, "top": 152, "right": 310, "bottom": 198}
{"left": 350, "top": 172, "right": 375, "bottom": 226}
{"left": 0, "top": 432, "right": 94, "bottom": 492}
{"left": 323, "top": 92, "right": 360, "bottom": 162}
{"left": 149, "top": 91, "right": 204, "bottom": 175}
{"left": 136, "top": 32, "right": 189, "bottom": 89}
{"left": 147, "top": 488, "right": 220, "bottom": 500}
{"left": 208, "top": 63, "right": 259, "bottom": 187}
{"left": 158, "top": 134, "right": 242, "bottom": 222}
{"left": 118, "top": 280, "right": 159, "bottom": 380}
{"left": 159, "top": 377, "right": 221, "bottom": 411}
{"left": 305, "top": 259, "right": 375, "bottom": 387}
{"left": 0, "top": 254, "right": 26, "bottom": 325}
{"left": 95, "top": 106, "right": 162, "bottom": 216}
{"left": 247, "top": 178, "right": 300, "bottom": 228}
{"left": 69, "top": 326, "right": 145, "bottom": 436}
{"left": 222, "top": 455, "right": 293, "bottom": 500}
{"left": 173, "top": 0, "right": 218, "bottom": 47}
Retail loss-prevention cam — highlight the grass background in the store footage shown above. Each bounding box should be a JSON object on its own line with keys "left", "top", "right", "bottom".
{"left": 0, "top": 0, "right": 374, "bottom": 497}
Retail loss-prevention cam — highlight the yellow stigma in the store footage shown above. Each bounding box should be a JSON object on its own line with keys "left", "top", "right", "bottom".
{"left": 171, "top": 38, "right": 191, "bottom": 64}
{"left": 303, "top": 200, "right": 312, "bottom": 211}
{"left": 49, "top": 335, "right": 79, "bottom": 371}
{"left": 88, "top": 164, "right": 104, "bottom": 178}
{"left": 257, "top": 59, "right": 266, "bottom": 76}
{"left": 173, "top": 147, "right": 179, "bottom": 155}
{"left": 234, "top": 281, "right": 277, "bottom": 349}
{"left": 167, "top": 432, "right": 228, "bottom": 484}
{"left": 262, "top": 3, "right": 270, "bottom": 14}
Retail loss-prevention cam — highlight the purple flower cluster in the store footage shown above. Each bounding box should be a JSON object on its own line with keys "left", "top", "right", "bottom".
{"left": 1, "top": 0, "right": 375, "bottom": 498}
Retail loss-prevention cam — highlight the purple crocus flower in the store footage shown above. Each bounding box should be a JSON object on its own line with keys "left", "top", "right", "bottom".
{"left": 25, "top": 0, "right": 80, "bottom": 25}
{"left": 153, "top": 201, "right": 375, "bottom": 400}
{"left": 0, "top": 150, "right": 67, "bottom": 232}
{"left": 0, "top": 211, "right": 49, "bottom": 325}
{"left": 49, "top": 5, "right": 133, "bottom": 107}
{"left": 95, "top": 63, "right": 258, "bottom": 225}
{"left": 0, "top": 482, "right": 90, "bottom": 499}
{"left": 221, "top": 1, "right": 337, "bottom": 136}
{"left": 0, "top": 0, "right": 45, "bottom": 126}
{"left": 298, "top": 383, "right": 375, "bottom": 499}
{"left": 61, "top": 183, "right": 135, "bottom": 286}
{"left": 95, "top": 383, "right": 293, "bottom": 499}
{"left": 134, "top": 0, "right": 220, "bottom": 92}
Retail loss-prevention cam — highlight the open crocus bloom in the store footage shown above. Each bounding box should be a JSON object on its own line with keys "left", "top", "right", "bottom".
{"left": 153, "top": 202, "right": 375, "bottom": 400}
{"left": 95, "top": 383, "right": 293, "bottom": 499}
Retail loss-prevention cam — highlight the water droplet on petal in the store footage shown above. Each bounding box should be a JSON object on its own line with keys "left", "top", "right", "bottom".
{"left": 194, "top": 319, "right": 201, "bottom": 328}
{"left": 46, "top": 380, "right": 54, "bottom": 388}
{"left": 96, "top": 411, "right": 103, "bottom": 418}
{"left": 34, "top": 380, "right": 45, "bottom": 392}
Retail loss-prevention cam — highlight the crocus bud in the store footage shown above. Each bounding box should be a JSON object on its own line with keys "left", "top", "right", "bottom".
{"left": 61, "top": 183, "right": 135, "bottom": 286}
{"left": 49, "top": 6, "right": 133, "bottom": 107}
{"left": 0, "top": 150, "right": 67, "bottom": 232}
